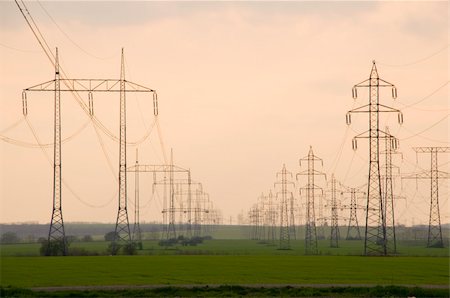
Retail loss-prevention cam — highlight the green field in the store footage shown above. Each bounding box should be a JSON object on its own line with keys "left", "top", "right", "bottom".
{"left": 1, "top": 239, "right": 449, "bottom": 257}
{"left": 1, "top": 255, "right": 448, "bottom": 288}
{"left": 1, "top": 238, "right": 448, "bottom": 297}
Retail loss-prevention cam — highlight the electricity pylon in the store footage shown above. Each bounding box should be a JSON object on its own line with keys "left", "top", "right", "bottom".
{"left": 127, "top": 161, "right": 191, "bottom": 240}
{"left": 346, "top": 61, "right": 402, "bottom": 256}
{"left": 380, "top": 127, "right": 401, "bottom": 254}
{"left": 22, "top": 48, "right": 157, "bottom": 255}
{"left": 132, "top": 149, "right": 142, "bottom": 249}
{"left": 275, "top": 164, "right": 295, "bottom": 250}
{"left": 297, "top": 146, "right": 326, "bottom": 255}
{"left": 267, "top": 190, "right": 277, "bottom": 244}
{"left": 404, "top": 147, "right": 450, "bottom": 248}
{"left": 341, "top": 187, "right": 365, "bottom": 240}
{"left": 289, "top": 192, "right": 297, "bottom": 240}
{"left": 330, "top": 174, "right": 340, "bottom": 248}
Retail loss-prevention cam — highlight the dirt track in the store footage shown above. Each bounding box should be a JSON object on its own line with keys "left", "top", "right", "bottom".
{"left": 31, "top": 283, "right": 449, "bottom": 292}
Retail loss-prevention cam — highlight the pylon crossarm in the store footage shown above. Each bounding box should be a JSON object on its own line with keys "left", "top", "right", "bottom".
{"left": 413, "top": 147, "right": 450, "bottom": 153}
{"left": 24, "top": 79, "right": 155, "bottom": 93}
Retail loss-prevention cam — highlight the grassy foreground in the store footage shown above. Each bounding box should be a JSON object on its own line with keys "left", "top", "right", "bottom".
{"left": 1, "top": 255, "right": 448, "bottom": 288}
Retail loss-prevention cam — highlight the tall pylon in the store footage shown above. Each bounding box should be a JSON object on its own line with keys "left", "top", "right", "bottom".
{"left": 47, "top": 48, "right": 66, "bottom": 255}
{"left": 297, "top": 146, "right": 326, "bottom": 255}
{"left": 113, "top": 49, "right": 132, "bottom": 252}
{"left": 132, "top": 149, "right": 142, "bottom": 249}
{"left": 22, "top": 48, "right": 157, "bottom": 255}
{"left": 330, "top": 174, "right": 340, "bottom": 248}
{"left": 275, "top": 164, "right": 295, "bottom": 250}
{"left": 346, "top": 61, "right": 402, "bottom": 256}
{"left": 404, "top": 147, "right": 450, "bottom": 248}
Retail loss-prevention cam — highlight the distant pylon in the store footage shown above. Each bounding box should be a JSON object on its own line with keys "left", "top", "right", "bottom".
{"left": 345, "top": 188, "right": 364, "bottom": 240}
{"left": 275, "top": 164, "right": 295, "bottom": 250}
{"left": 132, "top": 149, "right": 142, "bottom": 249}
{"left": 113, "top": 48, "right": 132, "bottom": 253}
{"left": 330, "top": 174, "right": 340, "bottom": 248}
{"left": 166, "top": 149, "right": 177, "bottom": 239}
{"left": 267, "top": 190, "right": 276, "bottom": 244}
{"left": 346, "top": 61, "right": 402, "bottom": 256}
{"left": 404, "top": 147, "right": 450, "bottom": 248}
{"left": 289, "top": 193, "right": 296, "bottom": 240}
{"left": 297, "top": 146, "right": 326, "bottom": 255}
{"left": 381, "top": 127, "right": 398, "bottom": 254}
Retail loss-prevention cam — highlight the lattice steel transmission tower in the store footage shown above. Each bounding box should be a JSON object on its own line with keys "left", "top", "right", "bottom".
{"left": 342, "top": 187, "right": 365, "bottom": 240}
{"left": 24, "top": 48, "right": 67, "bottom": 255}
{"left": 381, "top": 127, "right": 400, "bottom": 254}
{"left": 132, "top": 149, "right": 142, "bottom": 249}
{"left": 23, "top": 48, "right": 157, "bottom": 255}
{"left": 267, "top": 190, "right": 277, "bottom": 244}
{"left": 330, "top": 174, "right": 340, "bottom": 248}
{"left": 275, "top": 164, "right": 294, "bottom": 250}
{"left": 297, "top": 147, "right": 326, "bottom": 255}
{"left": 404, "top": 147, "right": 450, "bottom": 248}
{"left": 346, "top": 61, "right": 402, "bottom": 256}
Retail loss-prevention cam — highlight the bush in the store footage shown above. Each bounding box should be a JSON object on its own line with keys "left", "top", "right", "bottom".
{"left": 104, "top": 231, "right": 119, "bottom": 241}
{"left": 39, "top": 239, "right": 68, "bottom": 256}
{"left": 0, "top": 232, "right": 20, "bottom": 244}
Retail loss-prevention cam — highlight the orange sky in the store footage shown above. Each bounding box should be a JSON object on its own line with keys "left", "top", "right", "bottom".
{"left": 0, "top": 1, "right": 448, "bottom": 225}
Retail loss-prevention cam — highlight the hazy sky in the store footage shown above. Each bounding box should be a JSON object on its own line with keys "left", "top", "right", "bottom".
{"left": 0, "top": 1, "right": 448, "bottom": 226}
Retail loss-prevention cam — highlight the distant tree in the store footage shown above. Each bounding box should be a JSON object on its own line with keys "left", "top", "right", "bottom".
{"left": 82, "top": 235, "right": 93, "bottom": 242}
{"left": 1, "top": 232, "right": 20, "bottom": 244}
{"left": 104, "top": 231, "right": 119, "bottom": 242}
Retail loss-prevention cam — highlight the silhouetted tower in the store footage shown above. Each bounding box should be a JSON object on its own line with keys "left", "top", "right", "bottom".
{"left": 346, "top": 61, "right": 402, "bottom": 256}
{"left": 344, "top": 188, "right": 364, "bottom": 240}
{"left": 330, "top": 174, "right": 340, "bottom": 248}
{"left": 405, "top": 147, "right": 450, "bottom": 248}
{"left": 113, "top": 49, "right": 132, "bottom": 252}
{"left": 275, "top": 164, "right": 294, "bottom": 250}
{"left": 167, "top": 149, "right": 176, "bottom": 239}
{"left": 132, "top": 149, "right": 142, "bottom": 249}
{"left": 258, "top": 193, "right": 266, "bottom": 241}
{"left": 297, "top": 146, "right": 326, "bottom": 255}
{"left": 289, "top": 193, "right": 296, "bottom": 240}
{"left": 22, "top": 48, "right": 156, "bottom": 255}
{"left": 267, "top": 190, "right": 277, "bottom": 244}
{"left": 381, "top": 127, "right": 399, "bottom": 253}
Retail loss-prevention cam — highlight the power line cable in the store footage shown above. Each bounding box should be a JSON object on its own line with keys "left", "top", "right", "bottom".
{"left": 377, "top": 44, "right": 449, "bottom": 67}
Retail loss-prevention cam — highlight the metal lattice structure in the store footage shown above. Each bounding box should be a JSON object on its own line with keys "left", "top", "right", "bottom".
{"left": 344, "top": 188, "right": 364, "bottom": 240}
{"left": 132, "top": 149, "right": 142, "bottom": 249}
{"left": 346, "top": 61, "right": 402, "bottom": 256}
{"left": 330, "top": 174, "right": 340, "bottom": 248}
{"left": 275, "top": 164, "right": 294, "bottom": 250}
{"left": 381, "top": 127, "right": 400, "bottom": 254}
{"left": 404, "top": 147, "right": 450, "bottom": 248}
{"left": 297, "top": 147, "right": 326, "bottom": 255}
{"left": 23, "top": 48, "right": 157, "bottom": 255}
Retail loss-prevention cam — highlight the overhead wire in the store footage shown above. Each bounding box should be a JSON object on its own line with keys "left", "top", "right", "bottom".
{"left": 16, "top": 0, "right": 157, "bottom": 146}
{"left": 399, "top": 114, "right": 449, "bottom": 141}
{"left": 1, "top": 118, "right": 91, "bottom": 148}
{"left": 377, "top": 44, "right": 449, "bottom": 67}
{"left": 36, "top": 0, "right": 116, "bottom": 61}
{"left": 24, "top": 117, "right": 115, "bottom": 208}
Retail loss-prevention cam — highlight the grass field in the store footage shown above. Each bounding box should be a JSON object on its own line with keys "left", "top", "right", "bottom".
{"left": 1, "top": 255, "right": 448, "bottom": 287}
{"left": 1, "top": 239, "right": 449, "bottom": 257}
